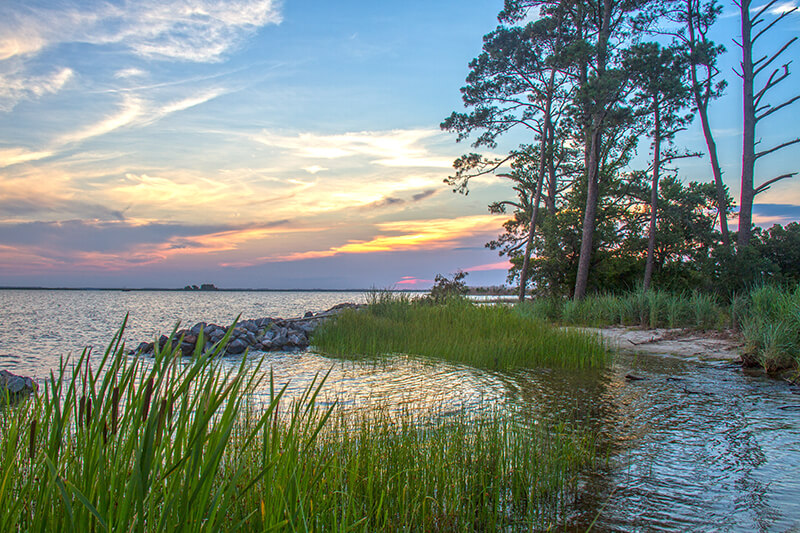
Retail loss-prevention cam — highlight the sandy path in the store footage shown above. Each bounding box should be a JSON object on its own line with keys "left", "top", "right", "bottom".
{"left": 576, "top": 326, "right": 745, "bottom": 362}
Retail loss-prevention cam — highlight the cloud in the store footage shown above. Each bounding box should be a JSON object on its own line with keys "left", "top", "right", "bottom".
{"left": 0, "top": 147, "right": 54, "bottom": 168}
{"left": 114, "top": 68, "right": 146, "bottom": 79}
{"left": 0, "top": 67, "right": 73, "bottom": 111}
{"left": 395, "top": 276, "right": 433, "bottom": 286}
{"left": 753, "top": 1, "right": 799, "bottom": 15}
{"left": 752, "top": 203, "right": 800, "bottom": 226}
{"left": 0, "top": 219, "right": 295, "bottom": 271}
{"left": 270, "top": 214, "right": 504, "bottom": 262}
{"left": 303, "top": 165, "right": 327, "bottom": 174}
{"left": 0, "top": 0, "right": 283, "bottom": 63}
{"left": 58, "top": 95, "right": 143, "bottom": 145}
{"left": 252, "top": 128, "right": 452, "bottom": 168}
{"left": 464, "top": 260, "right": 512, "bottom": 272}
{"left": 54, "top": 88, "right": 222, "bottom": 145}
{"left": 411, "top": 189, "right": 438, "bottom": 202}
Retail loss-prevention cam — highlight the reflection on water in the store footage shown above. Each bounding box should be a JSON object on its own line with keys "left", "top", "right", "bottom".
{"left": 1, "top": 290, "right": 799, "bottom": 531}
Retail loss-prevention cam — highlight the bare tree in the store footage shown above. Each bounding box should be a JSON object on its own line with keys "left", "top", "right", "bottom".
{"left": 734, "top": 0, "right": 799, "bottom": 247}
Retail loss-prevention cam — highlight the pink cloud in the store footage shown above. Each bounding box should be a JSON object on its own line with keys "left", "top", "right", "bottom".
{"left": 464, "top": 260, "right": 512, "bottom": 272}
{"left": 395, "top": 276, "right": 433, "bottom": 286}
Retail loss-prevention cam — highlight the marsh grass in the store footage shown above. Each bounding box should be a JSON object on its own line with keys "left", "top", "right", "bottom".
{"left": 0, "top": 319, "right": 602, "bottom": 531}
{"left": 312, "top": 295, "right": 609, "bottom": 369}
{"left": 519, "top": 290, "right": 725, "bottom": 330}
{"left": 516, "top": 286, "right": 800, "bottom": 372}
{"left": 740, "top": 285, "right": 800, "bottom": 372}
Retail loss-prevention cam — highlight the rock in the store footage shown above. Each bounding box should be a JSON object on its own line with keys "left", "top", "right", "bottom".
{"left": 227, "top": 338, "right": 249, "bottom": 355}
{"left": 0, "top": 370, "right": 37, "bottom": 397}
{"left": 131, "top": 303, "right": 361, "bottom": 357}
{"left": 625, "top": 373, "right": 647, "bottom": 381}
{"left": 180, "top": 334, "right": 197, "bottom": 356}
{"left": 272, "top": 333, "right": 289, "bottom": 349}
{"left": 288, "top": 333, "right": 306, "bottom": 347}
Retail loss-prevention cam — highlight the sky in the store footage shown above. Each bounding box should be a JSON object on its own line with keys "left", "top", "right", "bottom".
{"left": 0, "top": 0, "right": 798, "bottom": 289}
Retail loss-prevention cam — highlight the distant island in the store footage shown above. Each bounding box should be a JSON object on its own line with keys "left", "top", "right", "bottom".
{"left": 183, "top": 283, "right": 219, "bottom": 291}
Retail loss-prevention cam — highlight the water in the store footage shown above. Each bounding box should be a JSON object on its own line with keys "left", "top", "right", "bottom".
{"left": 1, "top": 289, "right": 799, "bottom": 531}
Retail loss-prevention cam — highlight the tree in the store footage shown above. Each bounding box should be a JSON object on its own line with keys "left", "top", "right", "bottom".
{"left": 669, "top": 0, "right": 731, "bottom": 245}
{"left": 442, "top": 9, "right": 574, "bottom": 302}
{"left": 624, "top": 43, "right": 695, "bottom": 290}
{"left": 735, "top": 0, "right": 800, "bottom": 247}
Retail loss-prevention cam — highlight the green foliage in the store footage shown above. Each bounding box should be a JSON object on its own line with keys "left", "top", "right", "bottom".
{"left": 0, "top": 322, "right": 604, "bottom": 531}
{"left": 426, "top": 270, "right": 469, "bottom": 304}
{"left": 313, "top": 297, "right": 609, "bottom": 370}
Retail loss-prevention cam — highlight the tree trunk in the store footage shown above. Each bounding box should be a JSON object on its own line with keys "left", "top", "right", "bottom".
{"left": 574, "top": 126, "right": 602, "bottom": 300}
{"left": 738, "top": 0, "right": 756, "bottom": 248}
{"left": 686, "top": 0, "right": 729, "bottom": 246}
{"left": 519, "top": 67, "right": 557, "bottom": 302}
{"left": 643, "top": 100, "right": 661, "bottom": 291}
{"left": 574, "top": 0, "right": 612, "bottom": 301}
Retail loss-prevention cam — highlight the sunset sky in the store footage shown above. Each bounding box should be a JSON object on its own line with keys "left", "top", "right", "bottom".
{"left": 1, "top": 0, "right": 798, "bottom": 289}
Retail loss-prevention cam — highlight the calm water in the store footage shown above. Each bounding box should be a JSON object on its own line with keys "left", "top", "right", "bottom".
{"left": 1, "top": 289, "right": 799, "bottom": 531}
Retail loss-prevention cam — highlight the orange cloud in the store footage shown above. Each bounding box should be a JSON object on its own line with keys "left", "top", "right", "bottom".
{"left": 267, "top": 214, "right": 504, "bottom": 262}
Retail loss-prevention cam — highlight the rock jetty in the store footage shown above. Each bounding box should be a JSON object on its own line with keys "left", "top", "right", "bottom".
{"left": 130, "top": 302, "right": 362, "bottom": 356}
{"left": 1, "top": 370, "right": 37, "bottom": 398}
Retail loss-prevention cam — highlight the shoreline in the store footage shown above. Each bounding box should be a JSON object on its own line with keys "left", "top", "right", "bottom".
{"left": 577, "top": 326, "right": 745, "bottom": 362}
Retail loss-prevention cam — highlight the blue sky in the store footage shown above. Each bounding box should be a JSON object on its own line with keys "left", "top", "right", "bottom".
{"left": 0, "top": 0, "right": 798, "bottom": 288}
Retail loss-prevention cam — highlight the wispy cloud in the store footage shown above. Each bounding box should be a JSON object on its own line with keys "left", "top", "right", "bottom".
{"left": 58, "top": 95, "right": 143, "bottom": 145}
{"left": 114, "top": 68, "right": 146, "bottom": 79}
{"left": 753, "top": 1, "right": 799, "bottom": 14}
{"left": 0, "top": 0, "right": 283, "bottom": 63}
{"left": 0, "top": 67, "right": 73, "bottom": 111}
{"left": 253, "top": 128, "right": 453, "bottom": 168}
{"left": 0, "top": 147, "right": 54, "bottom": 168}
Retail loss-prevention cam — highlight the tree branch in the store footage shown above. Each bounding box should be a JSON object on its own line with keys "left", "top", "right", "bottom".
{"left": 754, "top": 172, "right": 797, "bottom": 195}
{"left": 754, "top": 38, "right": 797, "bottom": 77}
{"left": 753, "top": 10, "right": 797, "bottom": 44}
{"left": 755, "top": 137, "right": 800, "bottom": 159}
{"left": 757, "top": 94, "right": 800, "bottom": 122}
{"left": 754, "top": 67, "right": 788, "bottom": 108}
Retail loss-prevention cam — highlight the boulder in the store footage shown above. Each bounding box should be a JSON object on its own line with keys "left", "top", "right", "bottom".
{"left": 0, "top": 370, "right": 37, "bottom": 397}
{"left": 227, "top": 338, "right": 249, "bottom": 355}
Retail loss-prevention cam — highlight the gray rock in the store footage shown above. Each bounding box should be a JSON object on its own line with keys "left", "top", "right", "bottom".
{"left": 227, "top": 338, "right": 248, "bottom": 355}
{"left": 0, "top": 370, "right": 37, "bottom": 396}
{"left": 288, "top": 333, "right": 305, "bottom": 347}
{"left": 272, "top": 333, "right": 288, "bottom": 348}
{"left": 245, "top": 331, "right": 258, "bottom": 345}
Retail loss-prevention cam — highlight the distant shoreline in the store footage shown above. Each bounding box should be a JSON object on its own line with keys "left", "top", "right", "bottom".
{"left": 0, "top": 287, "right": 422, "bottom": 292}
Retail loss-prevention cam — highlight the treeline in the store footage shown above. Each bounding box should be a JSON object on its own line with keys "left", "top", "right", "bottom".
{"left": 443, "top": 0, "right": 799, "bottom": 300}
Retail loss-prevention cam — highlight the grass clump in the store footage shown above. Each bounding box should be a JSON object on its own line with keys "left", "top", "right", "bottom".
{"left": 312, "top": 295, "right": 609, "bottom": 369}
{"left": 516, "top": 285, "right": 800, "bottom": 373}
{"left": 740, "top": 285, "right": 800, "bottom": 372}
{"left": 0, "top": 320, "right": 603, "bottom": 531}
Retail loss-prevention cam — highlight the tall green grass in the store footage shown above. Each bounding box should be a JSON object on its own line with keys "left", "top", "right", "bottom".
{"left": 0, "top": 321, "right": 602, "bottom": 531}
{"left": 516, "top": 286, "right": 800, "bottom": 373}
{"left": 518, "top": 290, "right": 725, "bottom": 330}
{"left": 312, "top": 295, "right": 609, "bottom": 369}
{"left": 740, "top": 285, "right": 800, "bottom": 372}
